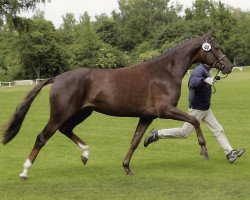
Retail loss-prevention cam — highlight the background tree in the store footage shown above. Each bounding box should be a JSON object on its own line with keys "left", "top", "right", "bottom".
{"left": 59, "top": 13, "right": 76, "bottom": 45}
{"left": 0, "top": 0, "right": 249, "bottom": 81}
{"left": 0, "top": 0, "right": 49, "bottom": 27}
{"left": 69, "top": 12, "right": 103, "bottom": 68}
{"left": 95, "top": 14, "right": 120, "bottom": 47}
{"left": 18, "top": 12, "right": 69, "bottom": 79}
{"left": 0, "top": 28, "right": 20, "bottom": 80}
{"left": 113, "top": 0, "right": 181, "bottom": 51}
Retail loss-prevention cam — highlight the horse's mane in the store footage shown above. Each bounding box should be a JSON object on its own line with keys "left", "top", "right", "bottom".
{"left": 146, "top": 35, "right": 201, "bottom": 63}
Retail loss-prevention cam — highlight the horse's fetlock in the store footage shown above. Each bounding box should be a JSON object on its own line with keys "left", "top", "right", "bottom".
{"left": 123, "top": 161, "right": 128, "bottom": 168}
{"left": 198, "top": 137, "right": 206, "bottom": 146}
{"left": 23, "top": 159, "right": 32, "bottom": 169}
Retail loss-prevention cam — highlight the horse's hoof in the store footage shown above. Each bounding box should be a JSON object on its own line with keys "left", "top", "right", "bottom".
{"left": 124, "top": 168, "right": 134, "bottom": 176}
{"left": 126, "top": 171, "right": 134, "bottom": 176}
{"left": 19, "top": 174, "right": 28, "bottom": 180}
{"left": 81, "top": 155, "right": 88, "bottom": 165}
{"left": 200, "top": 151, "right": 209, "bottom": 160}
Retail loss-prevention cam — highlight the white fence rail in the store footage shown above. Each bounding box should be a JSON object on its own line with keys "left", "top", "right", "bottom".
{"left": 232, "top": 67, "right": 243, "bottom": 71}
{"left": 0, "top": 79, "right": 48, "bottom": 87}
{"left": 14, "top": 80, "right": 34, "bottom": 86}
{"left": 0, "top": 81, "right": 14, "bottom": 87}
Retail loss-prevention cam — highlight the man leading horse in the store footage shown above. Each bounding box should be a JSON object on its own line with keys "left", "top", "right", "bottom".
{"left": 144, "top": 63, "right": 245, "bottom": 163}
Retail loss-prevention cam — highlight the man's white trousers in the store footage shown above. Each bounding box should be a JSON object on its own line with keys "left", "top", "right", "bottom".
{"left": 158, "top": 108, "right": 233, "bottom": 154}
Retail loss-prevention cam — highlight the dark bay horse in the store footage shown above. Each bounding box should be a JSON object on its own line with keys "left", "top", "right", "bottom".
{"left": 2, "top": 31, "right": 233, "bottom": 179}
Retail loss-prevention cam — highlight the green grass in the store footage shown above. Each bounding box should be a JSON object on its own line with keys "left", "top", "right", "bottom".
{"left": 0, "top": 68, "right": 250, "bottom": 200}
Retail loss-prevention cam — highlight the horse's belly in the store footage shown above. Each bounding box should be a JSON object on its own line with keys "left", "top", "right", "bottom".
{"left": 90, "top": 100, "right": 157, "bottom": 118}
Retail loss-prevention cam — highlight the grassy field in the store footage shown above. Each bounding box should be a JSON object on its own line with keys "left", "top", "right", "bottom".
{"left": 0, "top": 68, "right": 250, "bottom": 200}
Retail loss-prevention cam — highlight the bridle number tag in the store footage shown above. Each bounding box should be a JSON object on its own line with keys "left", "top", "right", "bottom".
{"left": 202, "top": 42, "right": 211, "bottom": 51}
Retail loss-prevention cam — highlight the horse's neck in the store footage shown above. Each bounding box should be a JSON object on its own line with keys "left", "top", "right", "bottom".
{"left": 163, "top": 38, "right": 202, "bottom": 80}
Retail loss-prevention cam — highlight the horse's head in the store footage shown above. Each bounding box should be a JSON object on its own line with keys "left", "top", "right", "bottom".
{"left": 199, "top": 31, "right": 233, "bottom": 74}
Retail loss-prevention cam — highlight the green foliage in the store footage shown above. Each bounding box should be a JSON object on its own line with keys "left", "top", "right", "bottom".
{"left": 0, "top": 0, "right": 49, "bottom": 27}
{"left": 137, "top": 50, "right": 160, "bottom": 62}
{"left": 95, "top": 14, "right": 120, "bottom": 47}
{"left": 155, "top": 19, "right": 212, "bottom": 50}
{"left": 18, "top": 13, "right": 69, "bottom": 79}
{"left": 113, "top": 0, "right": 180, "bottom": 51}
{"left": 57, "top": 13, "right": 77, "bottom": 46}
{"left": 223, "top": 10, "right": 250, "bottom": 66}
{"left": 0, "top": 30, "right": 21, "bottom": 81}
{"left": 68, "top": 12, "right": 103, "bottom": 68}
{"left": 96, "top": 45, "right": 130, "bottom": 68}
{"left": 129, "top": 41, "right": 154, "bottom": 63}
{"left": 0, "top": 0, "right": 250, "bottom": 80}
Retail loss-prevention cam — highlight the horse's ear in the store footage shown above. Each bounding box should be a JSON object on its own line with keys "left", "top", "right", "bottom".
{"left": 205, "top": 30, "right": 214, "bottom": 41}
{"left": 206, "top": 30, "right": 213, "bottom": 40}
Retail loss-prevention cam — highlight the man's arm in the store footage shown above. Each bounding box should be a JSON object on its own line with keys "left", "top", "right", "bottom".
{"left": 188, "top": 68, "right": 206, "bottom": 89}
{"left": 189, "top": 68, "right": 215, "bottom": 88}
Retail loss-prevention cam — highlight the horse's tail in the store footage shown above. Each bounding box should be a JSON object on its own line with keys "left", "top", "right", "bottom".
{"left": 2, "top": 78, "right": 54, "bottom": 145}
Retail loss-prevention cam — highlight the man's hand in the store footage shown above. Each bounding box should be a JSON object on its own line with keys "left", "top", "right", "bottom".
{"left": 204, "top": 77, "right": 216, "bottom": 85}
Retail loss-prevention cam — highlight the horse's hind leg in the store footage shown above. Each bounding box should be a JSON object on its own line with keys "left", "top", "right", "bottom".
{"left": 59, "top": 109, "right": 93, "bottom": 165}
{"left": 19, "top": 119, "right": 58, "bottom": 180}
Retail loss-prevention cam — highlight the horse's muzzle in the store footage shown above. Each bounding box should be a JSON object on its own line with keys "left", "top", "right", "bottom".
{"left": 221, "top": 65, "right": 233, "bottom": 74}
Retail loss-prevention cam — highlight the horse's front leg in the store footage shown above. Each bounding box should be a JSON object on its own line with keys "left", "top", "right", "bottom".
{"left": 123, "top": 117, "right": 153, "bottom": 175}
{"left": 159, "top": 106, "right": 208, "bottom": 159}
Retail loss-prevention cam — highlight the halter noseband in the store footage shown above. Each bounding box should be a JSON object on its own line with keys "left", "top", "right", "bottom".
{"left": 211, "top": 54, "right": 226, "bottom": 68}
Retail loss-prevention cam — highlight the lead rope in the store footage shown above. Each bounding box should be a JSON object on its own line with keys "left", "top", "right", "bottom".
{"left": 212, "top": 70, "right": 229, "bottom": 94}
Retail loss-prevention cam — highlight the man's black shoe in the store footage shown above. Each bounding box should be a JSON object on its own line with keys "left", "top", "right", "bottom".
{"left": 144, "top": 129, "right": 159, "bottom": 147}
